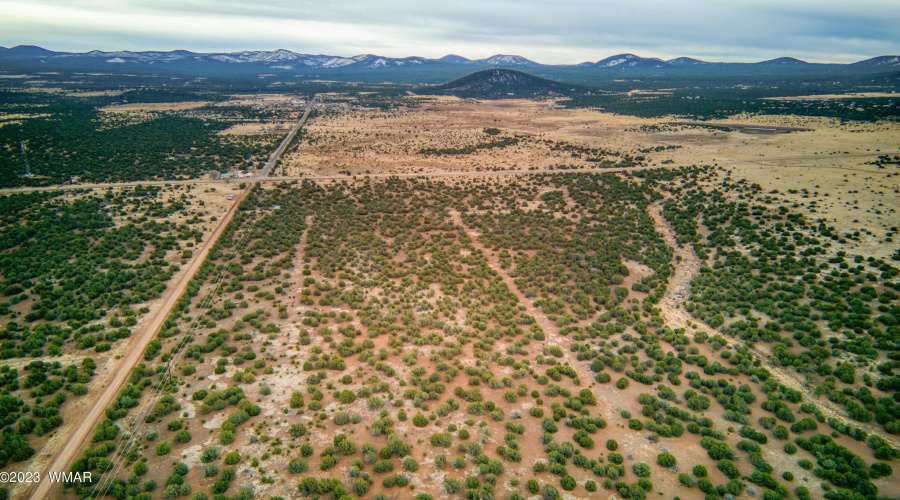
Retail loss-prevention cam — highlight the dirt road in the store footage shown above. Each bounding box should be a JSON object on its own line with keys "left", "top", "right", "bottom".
{"left": 447, "top": 209, "right": 600, "bottom": 403}
{"left": 5, "top": 153, "right": 886, "bottom": 198}
{"left": 647, "top": 199, "right": 900, "bottom": 451}
{"left": 257, "top": 95, "right": 319, "bottom": 178}
{"left": 0, "top": 164, "right": 658, "bottom": 196}
{"left": 23, "top": 187, "right": 251, "bottom": 500}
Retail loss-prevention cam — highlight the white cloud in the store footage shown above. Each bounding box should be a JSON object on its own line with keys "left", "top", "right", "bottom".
{"left": 1, "top": 0, "right": 898, "bottom": 62}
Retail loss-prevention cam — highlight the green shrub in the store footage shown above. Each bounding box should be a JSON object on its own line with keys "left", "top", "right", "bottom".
{"left": 717, "top": 459, "right": 740, "bottom": 479}
{"left": 201, "top": 446, "right": 219, "bottom": 463}
{"left": 174, "top": 430, "right": 191, "bottom": 444}
{"left": 444, "top": 477, "right": 462, "bottom": 493}
{"left": 373, "top": 460, "right": 393, "bottom": 473}
{"left": 657, "top": 452, "right": 676, "bottom": 468}
{"left": 632, "top": 463, "right": 651, "bottom": 477}
{"left": 289, "top": 459, "right": 308, "bottom": 474}
{"left": 430, "top": 433, "right": 452, "bottom": 447}
{"left": 773, "top": 425, "right": 789, "bottom": 440}
{"left": 219, "top": 430, "right": 235, "bottom": 445}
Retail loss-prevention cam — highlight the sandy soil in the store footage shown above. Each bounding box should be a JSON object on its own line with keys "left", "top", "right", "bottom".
{"left": 218, "top": 122, "right": 295, "bottom": 135}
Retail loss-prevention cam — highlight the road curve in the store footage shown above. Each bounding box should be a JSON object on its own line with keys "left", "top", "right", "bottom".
{"left": 24, "top": 187, "right": 251, "bottom": 500}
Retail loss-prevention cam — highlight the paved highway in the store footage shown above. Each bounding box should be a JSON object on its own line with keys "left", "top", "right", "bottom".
{"left": 257, "top": 94, "right": 319, "bottom": 178}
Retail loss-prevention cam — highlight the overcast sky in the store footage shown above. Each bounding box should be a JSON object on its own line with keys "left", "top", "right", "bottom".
{"left": 1, "top": 0, "right": 898, "bottom": 63}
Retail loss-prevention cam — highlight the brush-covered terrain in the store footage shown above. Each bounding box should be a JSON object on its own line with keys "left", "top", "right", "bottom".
{"left": 57, "top": 168, "right": 900, "bottom": 500}
{"left": 0, "top": 63, "right": 898, "bottom": 500}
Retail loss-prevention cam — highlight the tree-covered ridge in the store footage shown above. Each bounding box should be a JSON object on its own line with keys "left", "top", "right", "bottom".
{"left": 564, "top": 87, "right": 900, "bottom": 122}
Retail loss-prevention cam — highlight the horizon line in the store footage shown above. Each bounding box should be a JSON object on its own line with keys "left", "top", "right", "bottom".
{"left": 3, "top": 44, "right": 898, "bottom": 66}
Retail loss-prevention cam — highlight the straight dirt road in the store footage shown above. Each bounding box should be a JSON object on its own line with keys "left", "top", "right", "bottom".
{"left": 257, "top": 94, "right": 319, "bottom": 178}
{"left": 3, "top": 154, "right": 890, "bottom": 197}
{"left": 24, "top": 187, "right": 251, "bottom": 500}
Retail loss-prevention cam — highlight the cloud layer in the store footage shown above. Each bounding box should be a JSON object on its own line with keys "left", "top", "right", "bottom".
{"left": 1, "top": 0, "right": 898, "bottom": 63}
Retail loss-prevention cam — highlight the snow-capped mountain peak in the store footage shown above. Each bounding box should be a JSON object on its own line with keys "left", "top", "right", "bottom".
{"left": 479, "top": 55, "right": 537, "bottom": 66}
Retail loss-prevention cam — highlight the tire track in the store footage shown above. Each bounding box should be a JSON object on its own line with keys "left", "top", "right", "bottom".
{"left": 647, "top": 199, "right": 900, "bottom": 451}
{"left": 447, "top": 209, "right": 599, "bottom": 400}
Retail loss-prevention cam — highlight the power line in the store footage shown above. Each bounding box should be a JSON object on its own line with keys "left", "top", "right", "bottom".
{"left": 89, "top": 190, "right": 267, "bottom": 497}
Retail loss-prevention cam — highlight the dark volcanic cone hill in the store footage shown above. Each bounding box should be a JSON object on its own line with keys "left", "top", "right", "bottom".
{"left": 417, "top": 68, "right": 575, "bottom": 98}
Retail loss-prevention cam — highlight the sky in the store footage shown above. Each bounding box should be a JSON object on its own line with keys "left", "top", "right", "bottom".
{"left": 1, "top": 0, "right": 899, "bottom": 63}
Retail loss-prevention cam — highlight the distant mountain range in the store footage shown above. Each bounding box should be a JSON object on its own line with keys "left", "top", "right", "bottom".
{"left": 0, "top": 45, "right": 546, "bottom": 69}
{"left": 1, "top": 45, "right": 898, "bottom": 84}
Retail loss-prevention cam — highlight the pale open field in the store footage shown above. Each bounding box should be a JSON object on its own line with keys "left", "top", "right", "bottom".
{"left": 219, "top": 122, "right": 296, "bottom": 135}
{"left": 99, "top": 101, "right": 211, "bottom": 112}
{"left": 281, "top": 99, "right": 668, "bottom": 176}
{"left": 668, "top": 113, "right": 900, "bottom": 260}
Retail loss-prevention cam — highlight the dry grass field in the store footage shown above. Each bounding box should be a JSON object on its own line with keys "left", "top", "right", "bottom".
{"left": 281, "top": 99, "right": 669, "bottom": 176}
{"left": 99, "top": 102, "right": 212, "bottom": 113}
